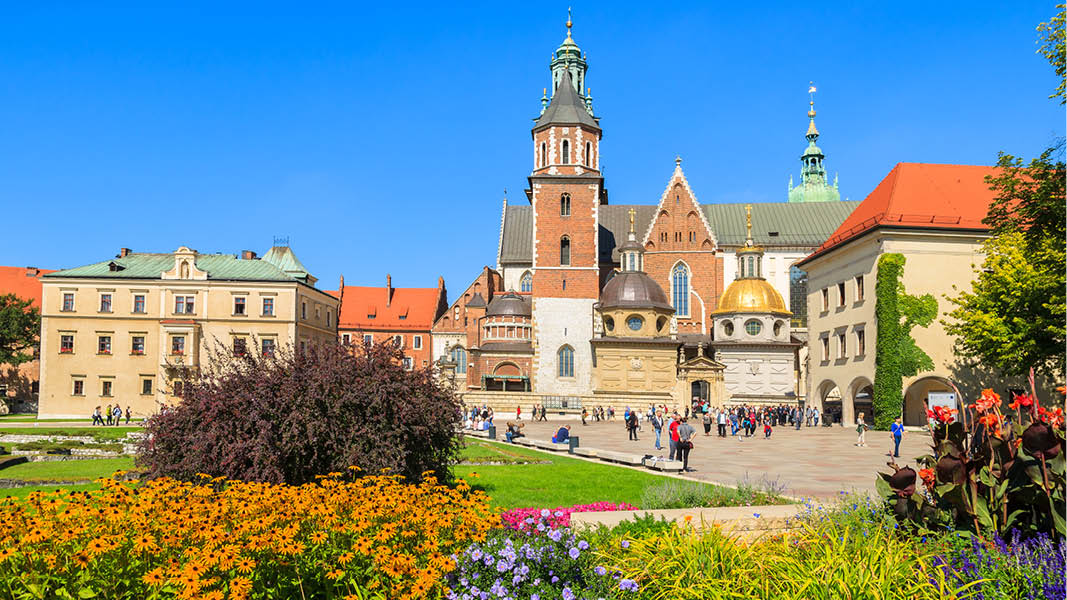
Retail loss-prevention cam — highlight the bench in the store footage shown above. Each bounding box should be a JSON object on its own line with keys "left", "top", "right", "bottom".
{"left": 596, "top": 450, "right": 647, "bottom": 466}
{"left": 531, "top": 440, "right": 569, "bottom": 452}
{"left": 512, "top": 437, "right": 535, "bottom": 447}
{"left": 463, "top": 429, "right": 490, "bottom": 438}
{"left": 643, "top": 458, "right": 684, "bottom": 472}
{"left": 572, "top": 447, "right": 599, "bottom": 458}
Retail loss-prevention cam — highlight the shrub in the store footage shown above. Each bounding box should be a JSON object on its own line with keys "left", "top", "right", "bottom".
{"left": 932, "top": 531, "right": 1066, "bottom": 600}
{"left": 449, "top": 527, "right": 635, "bottom": 600}
{"left": 138, "top": 341, "right": 462, "bottom": 485}
{"left": 639, "top": 477, "right": 787, "bottom": 510}
{"left": 0, "top": 472, "right": 497, "bottom": 599}
{"left": 877, "top": 384, "right": 1066, "bottom": 538}
{"left": 597, "top": 501, "right": 975, "bottom": 600}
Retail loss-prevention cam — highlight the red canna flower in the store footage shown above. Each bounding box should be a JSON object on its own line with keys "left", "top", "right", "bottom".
{"left": 926, "top": 405, "right": 957, "bottom": 424}
{"left": 970, "top": 388, "right": 1000, "bottom": 413}
{"left": 1008, "top": 393, "right": 1033, "bottom": 411}
{"left": 918, "top": 468, "right": 936, "bottom": 490}
{"left": 978, "top": 412, "right": 1003, "bottom": 436}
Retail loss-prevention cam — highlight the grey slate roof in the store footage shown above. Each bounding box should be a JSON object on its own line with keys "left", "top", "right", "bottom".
{"left": 533, "top": 70, "right": 600, "bottom": 131}
{"left": 499, "top": 201, "right": 861, "bottom": 265}
{"left": 45, "top": 250, "right": 311, "bottom": 283}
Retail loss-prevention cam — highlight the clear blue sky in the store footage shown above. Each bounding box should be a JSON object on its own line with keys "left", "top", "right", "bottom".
{"left": 1, "top": 2, "right": 1061, "bottom": 297}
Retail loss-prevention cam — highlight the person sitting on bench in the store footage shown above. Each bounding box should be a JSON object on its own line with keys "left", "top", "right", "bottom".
{"left": 552, "top": 425, "right": 571, "bottom": 443}
{"left": 505, "top": 422, "right": 525, "bottom": 443}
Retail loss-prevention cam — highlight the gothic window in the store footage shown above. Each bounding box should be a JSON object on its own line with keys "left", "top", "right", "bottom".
{"left": 561, "top": 139, "right": 570, "bottom": 165}
{"left": 560, "top": 236, "right": 570, "bottom": 266}
{"left": 671, "top": 263, "right": 690, "bottom": 317}
{"left": 560, "top": 193, "right": 571, "bottom": 217}
{"left": 540, "top": 142, "right": 547, "bottom": 168}
{"left": 585, "top": 141, "right": 591, "bottom": 166}
{"left": 557, "top": 345, "right": 574, "bottom": 377}
{"left": 451, "top": 346, "right": 467, "bottom": 375}
{"left": 520, "top": 271, "right": 532, "bottom": 293}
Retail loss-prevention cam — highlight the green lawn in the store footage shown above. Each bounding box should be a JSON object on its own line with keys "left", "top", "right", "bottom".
{"left": 0, "top": 415, "right": 144, "bottom": 423}
{"left": 0, "top": 482, "right": 103, "bottom": 500}
{"left": 0, "top": 427, "right": 141, "bottom": 442}
{"left": 0, "top": 457, "right": 134, "bottom": 482}
{"left": 455, "top": 440, "right": 719, "bottom": 509}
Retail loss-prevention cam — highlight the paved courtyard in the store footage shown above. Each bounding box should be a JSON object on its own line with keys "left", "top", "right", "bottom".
{"left": 498, "top": 416, "right": 931, "bottom": 500}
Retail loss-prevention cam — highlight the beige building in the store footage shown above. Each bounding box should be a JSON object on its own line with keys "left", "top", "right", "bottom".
{"left": 798, "top": 163, "right": 1052, "bottom": 427}
{"left": 38, "top": 245, "right": 337, "bottom": 419}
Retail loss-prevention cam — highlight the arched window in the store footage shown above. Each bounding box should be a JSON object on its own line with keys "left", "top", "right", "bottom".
{"left": 672, "top": 263, "right": 690, "bottom": 317}
{"left": 560, "top": 237, "right": 570, "bottom": 266}
{"left": 585, "top": 141, "right": 592, "bottom": 166}
{"left": 520, "top": 271, "right": 533, "bottom": 292}
{"left": 451, "top": 346, "right": 467, "bottom": 374}
{"left": 540, "top": 142, "right": 547, "bottom": 167}
{"left": 747, "top": 256, "right": 755, "bottom": 277}
{"left": 557, "top": 345, "right": 574, "bottom": 377}
{"left": 560, "top": 193, "right": 571, "bottom": 217}
{"left": 561, "top": 139, "right": 570, "bottom": 165}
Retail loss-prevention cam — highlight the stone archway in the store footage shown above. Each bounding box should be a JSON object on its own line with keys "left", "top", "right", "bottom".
{"left": 817, "top": 379, "right": 842, "bottom": 425}
{"left": 904, "top": 376, "right": 956, "bottom": 426}
{"left": 848, "top": 376, "right": 874, "bottom": 426}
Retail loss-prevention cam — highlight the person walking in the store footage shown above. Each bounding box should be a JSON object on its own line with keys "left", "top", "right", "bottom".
{"left": 125, "top": 406, "right": 131, "bottom": 424}
{"left": 105, "top": 404, "right": 113, "bottom": 426}
{"left": 651, "top": 411, "right": 664, "bottom": 450}
{"left": 92, "top": 406, "right": 103, "bottom": 426}
{"left": 626, "top": 409, "right": 639, "bottom": 441}
{"left": 856, "top": 412, "right": 869, "bottom": 447}
{"left": 668, "top": 413, "right": 681, "bottom": 459}
{"left": 717, "top": 409, "right": 727, "bottom": 437}
{"left": 890, "top": 417, "right": 905, "bottom": 457}
{"left": 702, "top": 410, "right": 712, "bottom": 436}
{"left": 581, "top": 407, "right": 588, "bottom": 426}
{"left": 677, "top": 417, "right": 696, "bottom": 472}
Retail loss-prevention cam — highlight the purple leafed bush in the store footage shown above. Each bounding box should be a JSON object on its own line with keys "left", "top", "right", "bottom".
{"left": 137, "top": 340, "right": 462, "bottom": 485}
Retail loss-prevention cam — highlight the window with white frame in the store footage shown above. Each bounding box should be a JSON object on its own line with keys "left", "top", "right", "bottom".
{"left": 671, "top": 264, "right": 690, "bottom": 317}
{"left": 520, "top": 272, "right": 533, "bottom": 293}
{"left": 451, "top": 346, "right": 467, "bottom": 374}
{"left": 131, "top": 336, "right": 145, "bottom": 355}
{"left": 262, "top": 297, "right": 274, "bottom": 316}
{"left": 413, "top": 335, "right": 422, "bottom": 349}
{"left": 97, "top": 335, "right": 111, "bottom": 354}
{"left": 174, "top": 295, "right": 195, "bottom": 314}
{"left": 133, "top": 294, "right": 146, "bottom": 313}
{"left": 62, "top": 292, "right": 75, "bottom": 312}
{"left": 233, "top": 297, "right": 246, "bottom": 315}
{"left": 99, "top": 293, "right": 112, "bottom": 312}
{"left": 557, "top": 345, "right": 574, "bottom": 377}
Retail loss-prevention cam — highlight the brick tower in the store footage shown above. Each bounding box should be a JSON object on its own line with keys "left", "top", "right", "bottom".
{"left": 527, "top": 15, "right": 605, "bottom": 395}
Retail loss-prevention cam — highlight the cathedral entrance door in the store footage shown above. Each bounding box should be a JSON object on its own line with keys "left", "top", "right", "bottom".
{"left": 691, "top": 380, "right": 709, "bottom": 405}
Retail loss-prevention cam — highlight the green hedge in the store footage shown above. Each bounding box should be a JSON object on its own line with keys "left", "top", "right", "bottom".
{"left": 874, "top": 254, "right": 905, "bottom": 430}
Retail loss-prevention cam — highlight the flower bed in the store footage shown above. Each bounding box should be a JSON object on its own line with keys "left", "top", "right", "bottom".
{"left": 932, "top": 531, "right": 1066, "bottom": 600}
{"left": 0, "top": 472, "right": 497, "bottom": 599}
{"left": 501, "top": 502, "right": 637, "bottom": 533}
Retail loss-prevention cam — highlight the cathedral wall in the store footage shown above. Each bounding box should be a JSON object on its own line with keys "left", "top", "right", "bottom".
{"left": 717, "top": 348, "right": 796, "bottom": 400}
{"left": 591, "top": 345, "right": 676, "bottom": 394}
{"left": 643, "top": 251, "right": 720, "bottom": 335}
{"left": 531, "top": 297, "right": 594, "bottom": 396}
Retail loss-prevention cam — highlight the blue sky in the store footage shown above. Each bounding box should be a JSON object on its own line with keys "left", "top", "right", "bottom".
{"left": 0, "top": 2, "right": 1061, "bottom": 296}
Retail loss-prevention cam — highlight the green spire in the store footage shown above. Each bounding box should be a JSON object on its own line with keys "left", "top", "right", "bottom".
{"left": 788, "top": 82, "right": 841, "bottom": 203}
{"left": 546, "top": 9, "right": 592, "bottom": 115}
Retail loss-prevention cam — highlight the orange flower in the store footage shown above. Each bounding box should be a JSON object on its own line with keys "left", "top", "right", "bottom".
{"left": 918, "top": 468, "right": 936, "bottom": 489}
{"left": 142, "top": 568, "right": 166, "bottom": 586}
{"left": 971, "top": 388, "right": 1000, "bottom": 413}
{"left": 978, "top": 413, "right": 1003, "bottom": 436}
{"left": 1009, "top": 393, "right": 1034, "bottom": 411}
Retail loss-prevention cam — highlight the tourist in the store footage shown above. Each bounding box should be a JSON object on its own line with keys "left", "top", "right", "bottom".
{"left": 608, "top": 406, "right": 615, "bottom": 420}
{"left": 702, "top": 410, "right": 712, "bottom": 436}
{"left": 890, "top": 417, "right": 905, "bottom": 458}
{"left": 856, "top": 412, "right": 869, "bottom": 447}
{"left": 105, "top": 404, "right": 113, "bottom": 426}
{"left": 624, "top": 406, "right": 631, "bottom": 422}
{"left": 717, "top": 409, "right": 727, "bottom": 437}
{"left": 764, "top": 420, "right": 773, "bottom": 438}
{"left": 552, "top": 424, "right": 571, "bottom": 444}
{"left": 581, "top": 407, "right": 588, "bottom": 426}
{"left": 651, "top": 410, "right": 664, "bottom": 450}
{"left": 91, "top": 406, "right": 103, "bottom": 426}
{"left": 516, "top": 405, "right": 522, "bottom": 420}
{"left": 626, "top": 409, "right": 639, "bottom": 441}
{"left": 125, "top": 406, "right": 131, "bottom": 424}
{"left": 813, "top": 410, "right": 820, "bottom": 427}
{"left": 540, "top": 405, "right": 548, "bottom": 422}
{"left": 676, "top": 417, "right": 696, "bottom": 472}
{"left": 505, "top": 421, "right": 525, "bottom": 443}
{"left": 668, "top": 412, "right": 681, "bottom": 460}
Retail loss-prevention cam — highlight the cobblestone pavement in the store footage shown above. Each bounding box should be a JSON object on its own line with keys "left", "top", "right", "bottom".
{"left": 496, "top": 416, "right": 931, "bottom": 500}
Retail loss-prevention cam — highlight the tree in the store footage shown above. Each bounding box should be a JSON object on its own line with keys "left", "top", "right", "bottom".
{"left": 874, "top": 254, "right": 937, "bottom": 430}
{"left": 943, "top": 7, "right": 1067, "bottom": 379}
{"left": 945, "top": 231, "right": 1065, "bottom": 378}
{"left": 137, "top": 340, "right": 463, "bottom": 485}
{"left": 0, "top": 294, "right": 40, "bottom": 366}
{"left": 1037, "top": 4, "right": 1065, "bottom": 104}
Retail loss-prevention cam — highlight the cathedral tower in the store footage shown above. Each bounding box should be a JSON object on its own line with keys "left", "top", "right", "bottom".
{"left": 527, "top": 14, "right": 605, "bottom": 395}
{"left": 788, "top": 83, "right": 841, "bottom": 203}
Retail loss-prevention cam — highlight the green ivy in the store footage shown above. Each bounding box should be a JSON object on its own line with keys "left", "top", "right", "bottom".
{"left": 874, "top": 254, "right": 905, "bottom": 430}
{"left": 873, "top": 254, "right": 937, "bottom": 430}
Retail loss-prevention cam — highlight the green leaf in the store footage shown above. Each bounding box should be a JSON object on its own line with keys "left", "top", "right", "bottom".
{"left": 1053, "top": 504, "right": 1067, "bottom": 536}
{"left": 77, "top": 589, "right": 97, "bottom": 599}
{"left": 875, "top": 476, "right": 892, "bottom": 497}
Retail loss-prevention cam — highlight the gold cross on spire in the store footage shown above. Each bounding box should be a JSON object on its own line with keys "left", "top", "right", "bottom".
{"left": 566, "top": 7, "right": 573, "bottom": 37}
{"left": 628, "top": 207, "right": 636, "bottom": 233}
{"left": 745, "top": 204, "right": 753, "bottom": 244}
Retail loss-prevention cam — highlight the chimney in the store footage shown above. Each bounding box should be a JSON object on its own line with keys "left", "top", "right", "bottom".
{"left": 25, "top": 267, "right": 39, "bottom": 277}
{"left": 386, "top": 274, "right": 393, "bottom": 307}
{"left": 240, "top": 250, "right": 257, "bottom": 260}
{"left": 119, "top": 248, "right": 132, "bottom": 258}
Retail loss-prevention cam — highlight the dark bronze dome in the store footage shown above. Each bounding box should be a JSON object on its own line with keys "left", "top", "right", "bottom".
{"left": 599, "top": 271, "right": 673, "bottom": 311}
{"left": 486, "top": 292, "right": 531, "bottom": 317}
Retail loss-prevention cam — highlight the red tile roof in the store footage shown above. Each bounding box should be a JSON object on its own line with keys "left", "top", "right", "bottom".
{"left": 0, "top": 266, "right": 55, "bottom": 308}
{"left": 801, "top": 163, "right": 998, "bottom": 264}
{"left": 329, "top": 285, "right": 445, "bottom": 331}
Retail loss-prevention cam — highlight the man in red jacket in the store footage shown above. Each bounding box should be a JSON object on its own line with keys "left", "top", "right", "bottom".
{"left": 668, "top": 412, "right": 681, "bottom": 461}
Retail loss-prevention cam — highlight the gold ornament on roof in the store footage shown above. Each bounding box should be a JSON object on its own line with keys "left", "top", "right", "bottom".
{"left": 628, "top": 207, "right": 636, "bottom": 233}
{"left": 713, "top": 279, "right": 792, "bottom": 316}
{"left": 738, "top": 204, "right": 764, "bottom": 254}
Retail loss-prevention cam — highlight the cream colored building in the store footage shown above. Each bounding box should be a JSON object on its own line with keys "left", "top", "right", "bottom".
{"left": 38, "top": 245, "right": 337, "bottom": 419}
{"left": 798, "top": 163, "right": 1054, "bottom": 427}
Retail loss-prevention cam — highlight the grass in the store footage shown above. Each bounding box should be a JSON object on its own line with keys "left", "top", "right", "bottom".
{"left": 0, "top": 457, "right": 134, "bottom": 482}
{"left": 457, "top": 441, "right": 550, "bottom": 465}
{"left": 0, "top": 482, "right": 103, "bottom": 500}
{"left": 456, "top": 440, "right": 756, "bottom": 509}
{"left": 0, "top": 427, "right": 141, "bottom": 442}
{"left": 0, "top": 414, "right": 146, "bottom": 423}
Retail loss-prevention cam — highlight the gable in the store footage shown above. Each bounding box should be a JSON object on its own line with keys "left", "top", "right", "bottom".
{"left": 641, "top": 165, "right": 718, "bottom": 252}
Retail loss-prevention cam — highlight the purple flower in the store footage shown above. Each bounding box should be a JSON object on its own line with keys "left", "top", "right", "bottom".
{"left": 620, "top": 540, "right": 630, "bottom": 549}
{"left": 562, "top": 587, "right": 575, "bottom": 600}
{"left": 568, "top": 547, "right": 580, "bottom": 559}
{"left": 594, "top": 566, "right": 607, "bottom": 576}
{"left": 551, "top": 576, "right": 559, "bottom": 584}
{"left": 540, "top": 509, "right": 551, "bottom": 518}
{"left": 619, "top": 578, "right": 640, "bottom": 592}
{"left": 578, "top": 540, "right": 589, "bottom": 550}
{"left": 496, "top": 559, "right": 509, "bottom": 573}
{"left": 531, "top": 596, "right": 540, "bottom": 600}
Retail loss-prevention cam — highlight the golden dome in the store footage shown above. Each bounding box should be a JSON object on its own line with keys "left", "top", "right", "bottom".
{"left": 712, "top": 278, "right": 792, "bottom": 316}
